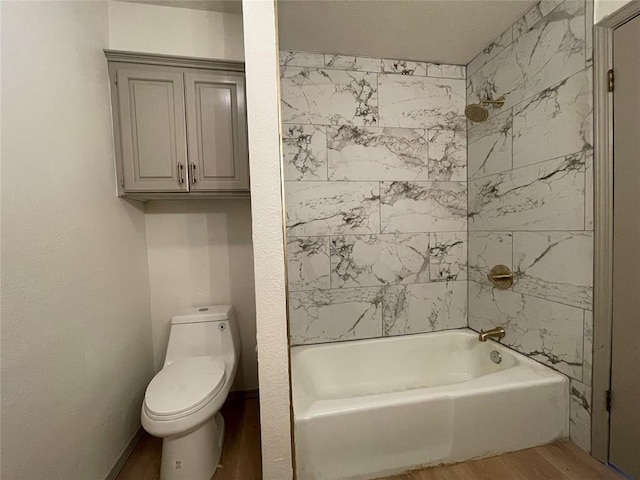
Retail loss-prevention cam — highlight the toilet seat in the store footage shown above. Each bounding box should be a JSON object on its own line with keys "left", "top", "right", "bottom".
{"left": 144, "top": 356, "right": 226, "bottom": 420}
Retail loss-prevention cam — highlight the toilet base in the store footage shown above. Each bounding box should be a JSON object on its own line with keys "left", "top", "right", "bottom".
{"left": 160, "top": 412, "right": 225, "bottom": 480}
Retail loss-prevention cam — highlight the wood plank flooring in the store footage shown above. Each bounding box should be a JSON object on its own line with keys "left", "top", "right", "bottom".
{"left": 116, "top": 397, "right": 262, "bottom": 480}
{"left": 381, "top": 441, "right": 623, "bottom": 480}
{"left": 118, "top": 400, "right": 620, "bottom": 480}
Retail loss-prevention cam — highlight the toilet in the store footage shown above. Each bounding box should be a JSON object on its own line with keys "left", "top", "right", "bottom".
{"left": 141, "top": 305, "right": 241, "bottom": 480}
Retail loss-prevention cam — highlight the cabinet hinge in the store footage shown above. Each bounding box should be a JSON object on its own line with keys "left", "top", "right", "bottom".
{"left": 606, "top": 389, "right": 612, "bottom": 412}
{"left": 608, "top": 69, "right": 614, "bottom": 92}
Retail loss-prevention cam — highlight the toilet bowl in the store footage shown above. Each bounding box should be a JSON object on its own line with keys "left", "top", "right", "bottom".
{"left": 141, "top": 305, "right": 240, "bottom": 480}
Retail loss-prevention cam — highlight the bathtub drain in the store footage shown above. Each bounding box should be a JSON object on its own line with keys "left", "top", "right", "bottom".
{"left": 490, "top": 350, "right": 502, "bottom": 364}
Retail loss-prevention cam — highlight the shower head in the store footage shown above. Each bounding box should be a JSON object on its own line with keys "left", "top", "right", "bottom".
{"left": 465, "top": 104, "right": 489, "bottom": 123}
{"left": 465, "top": 96, "right": 506, "bottom": 123}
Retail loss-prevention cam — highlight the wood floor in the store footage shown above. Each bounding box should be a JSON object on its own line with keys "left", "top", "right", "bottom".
{"left": 381, "top": 441, "right": 623, "bottom": 480}
{"left": 116, "top": 397, "right": 262, "bottom": 480}
{"left": 118, "top": 400, "right": 621, "bottom": 480}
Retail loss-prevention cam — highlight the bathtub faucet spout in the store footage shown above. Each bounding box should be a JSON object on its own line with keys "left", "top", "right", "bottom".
{"left": 478, "top": 326, "right": 506, "bottom": 342}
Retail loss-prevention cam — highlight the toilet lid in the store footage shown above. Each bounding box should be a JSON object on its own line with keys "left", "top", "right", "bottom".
{"left": 144, "top": 356, "right": 226, "bottom": 417}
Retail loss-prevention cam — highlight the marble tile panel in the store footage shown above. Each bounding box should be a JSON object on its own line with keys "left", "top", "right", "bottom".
{"left": 383, "top": 282, "right": 467, "bottom": 336}
{"left": 513, "top": 0, "right": 566, "bottom": 40}
{"left": 282, "top": 124, "right": 328, "bottom": 181}
{"left": 327, "top": 126, "right": 429, "bottom": 181}
{"left": 285, "top": 181, "right": 380, "bottom": 236}
{"left": 513, "top": 3, "right": 544, "bottom": 40}
{"left": 468, "top": 151, "right": 586, "bottom": 231}
{"left": 427, "top": 129, "right": 467, "bottom": 181}
{"left": 381, "top": 181, "right": 467, "bottom": 233}
{"left": 467, "top": 27, "right": 513, "bottom": 78}
{"left": 378, "top": 74, "right": 466, "bottom": 130}
{"left": 469, "top": 281, "right": 584, "bottom": 379}
{"left": 429, "top": 232, "right": 467, "bottom": 282}
{"left": 513, "top": 69, "right": 593, "bottom": 169}
{"left": 468, "top": 1, "right": 585, "bottom": 111}
{"left": 570, "top": 379, "right": 592, "bottom": 453}
{"left": 583, "top": 310, "right": 593, "bottom": 386}
{"left": 469, "top": 232, "right": 513, "bottom": 284}
{"left": 426, "top": 63, "right": 465, "bottom": 79}
{"left": 287, "top": 237, "right": 330, "bottom": 291}
{"left": 280, "top": 67, "right": 378, "bottom": 126}
{"left": 381, "top": 59, "right": 427, "bottom": 76}
{"left": 517, "top": 1, "right": 586, "bottom": 102}
{"left": 289, "top": 287, "right": 383, "bottom": 345}
{"left": 513, "top": 231, "right": 593, "bottom": 310}
{"left": 540, "top": 0, "right": 566, "bottom": 17}
{"left": 279, "top": 51, "right": 325, "bottom": 68}
{"left": 330, "top": 233, "right": 430, "bottom": 288}
{"left": 325, "top": 54, "right": 381, "bottom": 72}
{"left": 468, "top": 109, "right": 512, "bottom": 179}
{"left": 585, "top": 151, "right": 593, "bottom": 230}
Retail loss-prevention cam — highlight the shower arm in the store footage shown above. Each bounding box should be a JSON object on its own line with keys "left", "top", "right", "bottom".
{"left": 479, "top": 96, "right": 506, "bottom": 107}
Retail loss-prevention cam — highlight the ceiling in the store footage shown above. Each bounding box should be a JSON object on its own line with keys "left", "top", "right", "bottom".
{"left": 277, "top": 0, "right": 537, "bottom": 65}
{"left": 119, "top": 0, "right": 242, "bottom": 14}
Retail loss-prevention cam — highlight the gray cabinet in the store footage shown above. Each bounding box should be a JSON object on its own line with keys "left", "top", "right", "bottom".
{"left": 116, "top": 66, "right": 188, "bottom": 192}
{"left": 106, "top": 51, "right": 249, "bottom": 199}
{"left": 185, "top": 71, "right": 248, "bottom": 191}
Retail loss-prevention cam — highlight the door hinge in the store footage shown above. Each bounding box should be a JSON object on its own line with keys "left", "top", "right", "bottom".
{"left": 608, "top": 69, "right": 614, "bottom": 92}
{"left": 606, "top": 389, "right": 612, "bottom": 412}
{"left": 120, "top": 176, "right": 125, "bottom": 187}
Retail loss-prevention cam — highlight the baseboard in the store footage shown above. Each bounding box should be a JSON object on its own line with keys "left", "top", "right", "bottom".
{"left": 228, "top": 388, "right": 259, "bottom": 401}
{"left": 104, "top": 427, "right": 144, "bottom": 480}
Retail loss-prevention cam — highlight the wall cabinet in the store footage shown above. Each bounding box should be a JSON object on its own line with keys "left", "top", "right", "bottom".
{"left": 106, "top": 51, "right": 249, "bottom": 199}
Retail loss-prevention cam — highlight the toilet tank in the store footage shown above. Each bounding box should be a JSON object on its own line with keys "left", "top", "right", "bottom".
{"left": 163, "top": 305, "right": 241, "bottom": 373}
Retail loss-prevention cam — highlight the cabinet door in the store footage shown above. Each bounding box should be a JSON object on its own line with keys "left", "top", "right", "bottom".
{"left": 184, "top": 71, "right": 249, "bottom": 191}
{"left": 116, "top": 66, "right": 188, "bottom": 192}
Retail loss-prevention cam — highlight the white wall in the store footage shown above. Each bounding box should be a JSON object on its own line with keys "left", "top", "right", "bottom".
{"left": 107, "top": 1, "right": 257, "bottom": 391}
{"left": 108, "top": 0, "right": 244, "bottom": 60}
{"left": 145, "top": 200, "right": 258, "bottom": 391}
{"left": 1, "top": 2, "right": 154, "bottom": 479}
{"left": 242, "top": 0, "right": 294, "bottom": 477}
{"left": 594, "top": 0, "right": 635, "bottom": 23}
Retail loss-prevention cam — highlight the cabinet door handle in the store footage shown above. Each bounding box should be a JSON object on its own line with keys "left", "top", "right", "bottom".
{"left": 178, "top": 162, "right": 184, "bottom": 184}
{"left": 191, "top": 163, "right": 197, "bottom": 184}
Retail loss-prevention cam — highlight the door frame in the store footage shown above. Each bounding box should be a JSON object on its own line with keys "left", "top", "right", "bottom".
{"left": 592, "top": 0, "right": 640, "bottom": 462}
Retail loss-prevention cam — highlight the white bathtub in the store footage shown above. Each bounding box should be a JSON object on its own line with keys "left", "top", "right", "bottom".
{"left": 291, "top": 328, "right": 569, "bottom": 480}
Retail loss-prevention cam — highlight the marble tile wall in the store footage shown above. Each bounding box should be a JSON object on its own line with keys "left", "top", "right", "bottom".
{"left": 466, "top": 0, "right": 593, "bottom": 453}
{"left": 280, "top": 51, "right": 467, "bottom": 347}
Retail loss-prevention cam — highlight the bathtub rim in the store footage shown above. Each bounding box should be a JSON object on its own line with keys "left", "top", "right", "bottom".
{"left": 291, "top": 328, "right": 569, "bottom": 419}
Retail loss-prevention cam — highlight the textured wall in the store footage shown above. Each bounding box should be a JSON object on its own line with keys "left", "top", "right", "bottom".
{"left": 594, "top": 0, "right": 634, "bottom": 23}
{"left": 242, "top": 1, "right": 294, "bottom": 478}
{"left": 279, "top": 52, "right": 469, "bottom": 346}
{"left": 466, "top": 0, "right": 594, "bottom": 453}
{"left": 1, "top": 2, "right": 154, "bottom": 478}
{"left": 108, "top": 0, "right": 244, "bottom": 60}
